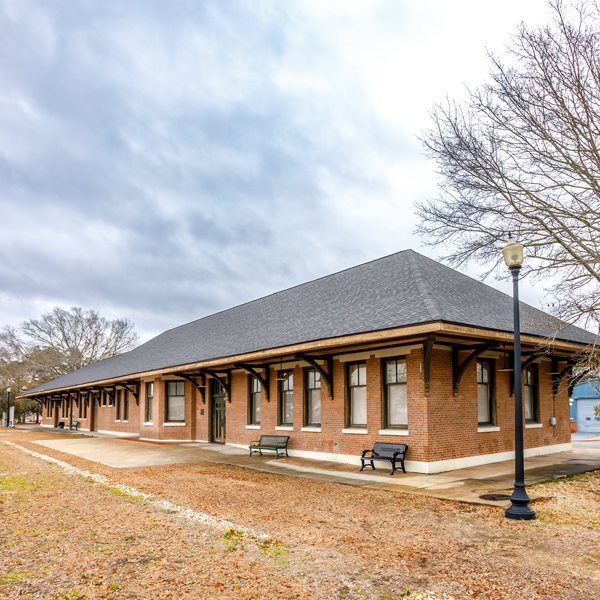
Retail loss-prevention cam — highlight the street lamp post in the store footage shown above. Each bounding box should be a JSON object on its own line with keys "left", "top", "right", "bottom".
{"left": 5, "top": 387, "right": 11, "bottom": 427}
{"left": 502, "top": 238, "right": 536, "bottom": 521}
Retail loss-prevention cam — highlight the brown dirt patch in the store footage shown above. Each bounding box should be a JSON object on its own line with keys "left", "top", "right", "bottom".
{"left": 2, "top": 429, "right": 600, "bottom": 599}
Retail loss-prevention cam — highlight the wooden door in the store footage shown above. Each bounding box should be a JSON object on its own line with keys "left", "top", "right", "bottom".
{"left": 211, "top": 381, "right": 226, "bottom": 443}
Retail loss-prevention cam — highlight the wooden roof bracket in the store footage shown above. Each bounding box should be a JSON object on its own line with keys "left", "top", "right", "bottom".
{"left": 174, "top": 373, "right": 206, "bottom": 404}
{"left": 509, "top": 353, "right": 537, "bottom": 396}
{"left": 65, "top": 392, "right": 79, "bottom": 406}
{"left": 234, "top": 363, "right": 270, "bottom": 401}
{"left": 121, "top": 382, "right": 140, "bottom": 406}
{"left": 453, "top": 341, "right": 498, "bottom": 396}
{"left": 423, "top": 335, "right": 436, "bottom": 397}
{"left": 552, "top": 358, "right": 573, "bottom": 397}
{"left": 198, "top": 369, "right": 231, "bottom": 402}
{"left": 98, "top": 387, "right": 116, "bottom": 403}
{"left": 294, "top": 353, "right": 333, "bottom": 399}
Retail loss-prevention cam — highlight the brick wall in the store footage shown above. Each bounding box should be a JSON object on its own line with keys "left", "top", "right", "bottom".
{"left": 197, "top": 348, "right": 570, "bottom": 465}
{"left": 77, "top": 345, "right": 571, "bottom": 467}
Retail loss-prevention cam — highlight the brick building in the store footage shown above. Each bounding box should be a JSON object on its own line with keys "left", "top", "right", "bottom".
{"left": 19, "top": 250, "right": 591, "bottom": 473}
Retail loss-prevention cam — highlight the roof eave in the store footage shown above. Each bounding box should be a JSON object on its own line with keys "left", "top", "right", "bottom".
{"left": 18, "top": 320, "right": 588, "bottom": 398}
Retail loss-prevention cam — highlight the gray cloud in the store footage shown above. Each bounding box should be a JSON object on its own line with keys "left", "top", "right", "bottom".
{"left": 0, "top": 0, "right": 549, "bottom": 341}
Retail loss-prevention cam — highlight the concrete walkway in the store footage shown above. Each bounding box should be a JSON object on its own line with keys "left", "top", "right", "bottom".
{"left": 22, "top": 427, "right": 600, "bottom": 507}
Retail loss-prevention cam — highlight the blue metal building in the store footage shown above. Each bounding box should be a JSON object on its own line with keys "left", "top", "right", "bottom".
{"left": 571, "top": 381, "right": 600, "bottom": 433}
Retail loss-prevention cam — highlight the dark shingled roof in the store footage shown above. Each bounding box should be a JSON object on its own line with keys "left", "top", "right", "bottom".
{"left": 26, "top": 249, "right": 593, "bottom": 394}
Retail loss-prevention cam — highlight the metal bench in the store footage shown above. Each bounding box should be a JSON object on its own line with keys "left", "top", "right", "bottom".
{"left": 68, "top": 421, "right": 79, "bottom": 431}
{"left": 360, "top": 442, "right": 407, "bottom": 475}
{"left": 249, "top": 435, "right": 290, "bottom": 459}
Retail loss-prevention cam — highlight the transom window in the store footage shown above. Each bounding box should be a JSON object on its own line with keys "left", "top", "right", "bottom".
{"left": 166, "top": 381, "right": 185, "bottom": 422}
{"left": 249, "top": 376, "right": 261, "bottom": 425}
{"left": 279, "top": 371, "right": 293, "bottom": 426}
{"left": 477, "top": 360, "right": 494, "bottom": 425}
{"left": 384, "top": 358, "right": 408, "bottom": 428}
{"left": 305, "top": 369, "right": 321, "bottom": 426}
{"left": 348, "top": 363, "right": 367, "bottom": 427}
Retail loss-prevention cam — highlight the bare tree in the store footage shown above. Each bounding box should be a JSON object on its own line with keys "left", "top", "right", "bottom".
{"left": 416, "top": 0, "right": 600, "bottom": 334}
{"left": 0, "top": 307, "right": 139, "bottom": 393}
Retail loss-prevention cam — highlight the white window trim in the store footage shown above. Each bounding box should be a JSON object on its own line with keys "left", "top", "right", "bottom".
{"left": 164, "top": 422, "right": 186, "bottom": 426}
{"left": 477, "top": 426, "right": 500, "bottom": 433}
{"left": 276, "top": 425, "right": 293, "bottom": 431}
{"left": 525, "top": 422, "right": 543, "bottom": 428}
{"left": 143, "top": 421, "right": 153, "bottom": 426}
{"left": 245, "top": 424, "right": 261, "bottom": 430}
{"left": 342, "top": 428, "right": 368, "bottom": 434}
{"left": 379, "top": 429, "right": 409, "bottom": 436}
{"left": 300, "top": 426, "right": 321, "bottom": 432}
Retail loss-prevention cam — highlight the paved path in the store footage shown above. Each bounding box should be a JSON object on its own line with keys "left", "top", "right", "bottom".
{"left": 27, "top": 429, "right": 600, "bottom": 507}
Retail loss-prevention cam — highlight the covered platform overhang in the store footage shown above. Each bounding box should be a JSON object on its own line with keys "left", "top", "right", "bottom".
{"left": 18, "top": 320, "right": 586, "bottom": 405}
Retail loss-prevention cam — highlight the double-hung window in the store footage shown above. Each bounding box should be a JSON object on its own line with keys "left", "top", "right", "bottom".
{"left": 477, "top": 360, "right": 494, "bottom": 425}
{"left": 523, "top": 365, "right": 538, "bottom": 422}
{"left": 249, "top": 376, "right": 261, "bottom": 425}
{"left": 123, "top": 389, "right": 129, "bottom": 421}
{"left": 146, "top": 382, "right": 154, "bottom": 422}
{"left": 166, "top": 381, "right": 185, "bottom": 422}
{"left": 384, "top": 358, "right": 408, "bottom": 429}
{"left": 279, "top": 371, "right": 293, "bottom": 426}
{"left": 305, "top": 369, "right": 321, "bottom": 426}
{"left": 348, "top": 363, "right": 367, "bottom": 427}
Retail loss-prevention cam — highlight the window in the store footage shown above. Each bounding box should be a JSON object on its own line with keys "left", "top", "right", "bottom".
{"left": 384, "top": 358, "right": 408, "bottom": 428}
{"left": 78, "top": 394, "right": 83, "bottom": 419}
{"left": 248, "top": 376, "right": 261, "bottom": 425}
{"left": 477, "top": 360, "right": 494, "bottom": 425}
{"left": 305, "top": 369, "right": 321, "bottom": 426}
{"left": 115, "top": 389, "right": 121, "bottom": 421}
{"left": 123, "top": 389, "right": 129, "bottom": 421}
{"left": 279, "top": 371, "right": 293, "bottom": 425}
{"left": 102, "top": 391, "right": 107, "bottom": 407}
{"left": 146, "top": 382, "right": 154, "bottom": 422}
{"left": 348, "top": 363, "right": 367, "bottom": 427}
{"left": 166, "top": 381, "right": 185, "bottom": 422}
{"left": 523, "top": 365, "right": 538, "bottom": 422}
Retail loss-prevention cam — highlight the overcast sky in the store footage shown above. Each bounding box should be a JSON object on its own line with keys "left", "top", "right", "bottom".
{"left": 0, "top": 0, "right": 553, "bottom": 343}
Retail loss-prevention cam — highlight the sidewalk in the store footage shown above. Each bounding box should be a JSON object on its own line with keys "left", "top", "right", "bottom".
{"left": 16, "top": 426, "right": 600, "bottom": 508}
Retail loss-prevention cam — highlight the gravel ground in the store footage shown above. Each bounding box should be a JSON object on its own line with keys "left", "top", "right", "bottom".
{"left": 1, "top": 429, "right": 600, "bottom": 599}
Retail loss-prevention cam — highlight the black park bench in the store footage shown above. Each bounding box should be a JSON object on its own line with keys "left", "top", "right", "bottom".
{"left": 249, "top": 435, "right": 290, "bottom": 459}
{"left": 68, "top": 421, "right": 79, "bottom": 431}
{"left": 360, "top": 442, "right": 408, "bottom": 476}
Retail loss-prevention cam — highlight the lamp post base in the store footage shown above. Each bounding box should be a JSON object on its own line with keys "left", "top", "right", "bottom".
{"left": 505, "top": 484, "right": 536, "bottom": 520}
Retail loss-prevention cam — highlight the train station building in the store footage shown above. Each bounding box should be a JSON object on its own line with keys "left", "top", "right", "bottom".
{"left": 19, "top": 250, "right": 591, "bottom": 473}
